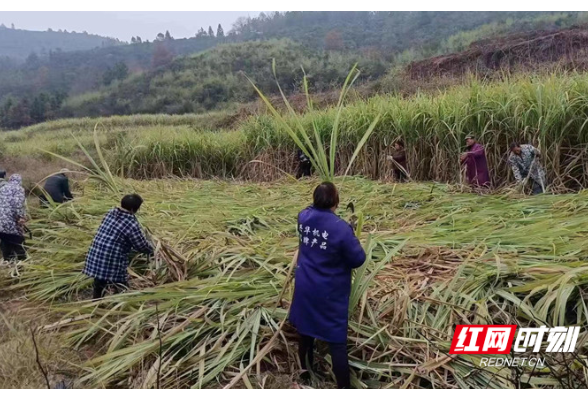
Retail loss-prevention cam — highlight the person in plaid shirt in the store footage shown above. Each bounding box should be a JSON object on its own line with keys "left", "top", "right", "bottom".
{"left": 83, "top": 194, "right": 153, "bottom": 299}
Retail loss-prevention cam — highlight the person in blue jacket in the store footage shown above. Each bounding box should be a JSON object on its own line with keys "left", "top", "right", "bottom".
{"left": 289, "top": 182, "right": 367, "bottom": 388}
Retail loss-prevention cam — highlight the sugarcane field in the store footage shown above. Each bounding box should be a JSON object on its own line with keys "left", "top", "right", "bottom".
{"left": 2, "top": 9, "right": 588, "bottom": 392}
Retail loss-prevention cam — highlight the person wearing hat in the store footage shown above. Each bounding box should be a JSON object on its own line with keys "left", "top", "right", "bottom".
{"left": 460, "top": 134, "right": 490, "bottom": 187}
{"left": 40, "top": 168, "right": 74, "bottom": 206}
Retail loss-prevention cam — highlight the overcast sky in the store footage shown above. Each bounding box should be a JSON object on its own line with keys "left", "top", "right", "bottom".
{"left": 0, "top": 11, "right": 262, "bottom": 41}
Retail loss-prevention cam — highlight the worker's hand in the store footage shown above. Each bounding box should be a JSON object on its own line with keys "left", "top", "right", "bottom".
{"left": 386, "top": 155, "right": 394, "bottom": 161}
{"left": 17, "top": 218, "right": 27, "bottom": 225}
{"left": 460, "top": 153, "right": 468, "bottom": 162}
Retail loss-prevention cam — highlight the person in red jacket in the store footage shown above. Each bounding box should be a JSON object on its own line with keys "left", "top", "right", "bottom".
{"left": 460, "top": 134, "right": 490, "bottom": 187}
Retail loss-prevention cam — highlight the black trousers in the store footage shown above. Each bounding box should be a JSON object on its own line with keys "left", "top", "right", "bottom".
{"left": 0, "top": 233, "right": 26, "bottom": 261}
{"left": 298, "top": 334, "right": 350, "bottom": 389}
{"left": 531, "top": 179, "right": 544, "bottom": 195}
{"left": 393, "top": 168, "right": 407, "bottom": 182}
{"left": 296, "top": 162, "right": 312, "bottom": 179}
{"left": 93, "top": 278, "right": 128, "bottom": 299}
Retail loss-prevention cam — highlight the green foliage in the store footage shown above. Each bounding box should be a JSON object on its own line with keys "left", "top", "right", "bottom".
{"left": 102, "top": 62, "right": 129, "bottom": 86}
{"left": 234, "top": 11, "right": 575, "bottom": 53}
{"left": 1, "top": 12, "right": 582, "bottom": 129}
{"left": 64, "top": 40, "right": 387, "bottom": 118}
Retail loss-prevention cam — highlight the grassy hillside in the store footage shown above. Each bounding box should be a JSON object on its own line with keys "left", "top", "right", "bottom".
{"left": 2, "top": 11, "right": 584, "bottom": 130}
{"left": 59, "top": 40, "right": 386, "bottom": 117}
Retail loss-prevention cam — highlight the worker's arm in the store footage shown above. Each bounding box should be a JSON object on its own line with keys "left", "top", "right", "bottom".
{"left": 12, "top": 188, "right": 27, "bottom": 222}
{"left": 509, "top": 156, "right": 523, "bottom": 182}
{"left": 392, "top": 150, "right": 406, "bottom": 163}
{"left": 342, "top": 223, "right": 366, "bottom": 269}
{"left": 469, "top": 145, "right": 485, "bottom": 158}
{"left": 16, "top": 202, "right": 27, "bottom": 224}
{"left": 128, "top": 221, "right": 154, "bottom": 256}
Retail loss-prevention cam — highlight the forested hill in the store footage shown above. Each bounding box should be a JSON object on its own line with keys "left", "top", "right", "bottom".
{"left": 1, "top": 11, "right": 588, "bottom": 130}
{"left": 0, "top": 24, "right": 121, "bottom": 60}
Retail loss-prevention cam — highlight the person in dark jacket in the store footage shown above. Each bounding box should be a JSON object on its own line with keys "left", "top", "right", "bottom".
{"left": 387, "top": 139, "right": 408, "bottom": 182}
{"left": 40, "top": 169, "right": 73, "bottom": 206}
{"left": 296, "top": 149, "right": 312, "bottom": 179}
{"left": 82, "top": 194, "right": 153, "bottom": 299}
{"left": 290, "top": 182, "right": 367, "bottom": 388}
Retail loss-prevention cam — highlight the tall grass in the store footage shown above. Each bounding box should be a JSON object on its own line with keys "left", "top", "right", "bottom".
{"left": 6, "top": 72, "right": 588, "bottom": 188}
{"left": 242, "top": 72, "right": 588, "bottom": 189}
{"left": 248, "top": 62, "right": 380, "bottom": 182}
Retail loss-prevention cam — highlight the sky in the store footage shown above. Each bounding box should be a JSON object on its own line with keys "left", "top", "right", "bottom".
{"left": 0, "top": 11, "right": 261, "bottom": 41}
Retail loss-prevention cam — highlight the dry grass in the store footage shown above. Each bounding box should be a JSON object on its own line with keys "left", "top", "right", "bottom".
{"left": 0, "top": 155, "right": 76, "bottom": 192}
{"left": 0, "top": 298, "right": 86, "bottom": 389}
{"left": 1, "top": 176, "right": 587, "bottom": 388}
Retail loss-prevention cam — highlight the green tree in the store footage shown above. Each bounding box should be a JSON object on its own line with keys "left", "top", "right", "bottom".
{"left": 217, "top": 24, "right": 225, "bottom": 38}
{"left": 152, "top": 42, "right": 173, "bottom": 69}
{"left": 0, "top": 97, "right": 14, "bottom": 128}
{"left": 25, "top": 52, "right": 40, "bottom": 69}
{"left": 5, "top": 99, "right": 33, "bottom": 129}
{"left": 208, "top": 26, "right": 215, "bottom": 37}
{"left": 30, "top": 93, "right": 48, "bottom": 123}
{"left": 196, "top": 27, "right": 207, "bottom": 38}
{"left": 324, "top": 30, "right": 344, "bottom": 51}
{"left": 103, "top": 62, "right": 129, "bottom": 85}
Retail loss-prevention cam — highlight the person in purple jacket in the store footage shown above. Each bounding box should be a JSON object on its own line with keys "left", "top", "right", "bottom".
{"left": 289, "top": 182, "right": 367, "bottom": 388}
{"left": 460, "top": 134, "right": 490, "bottom": 187}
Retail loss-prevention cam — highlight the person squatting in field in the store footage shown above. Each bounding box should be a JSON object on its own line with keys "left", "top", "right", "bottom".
{"left": 83, "top": 194, "right": 153, "bottom": 299}
{"left": 40, "top": 168, "right": 74, "bottom": 206}
{"left": 289, "top": 182, "right": 367, "bottom": 389}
